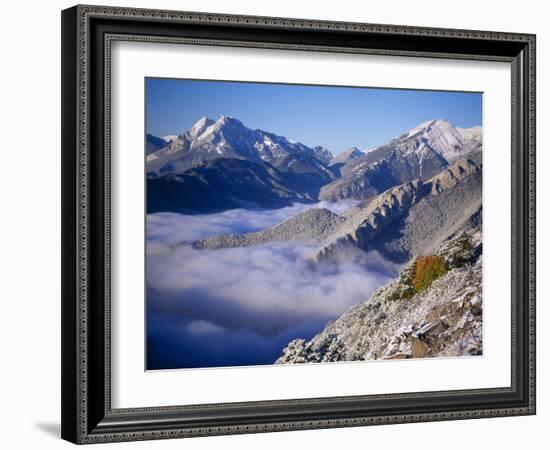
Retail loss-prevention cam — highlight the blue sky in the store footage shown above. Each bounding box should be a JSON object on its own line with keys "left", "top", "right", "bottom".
{"left": 146, "top": 78, "right": 482, "bottom": 155}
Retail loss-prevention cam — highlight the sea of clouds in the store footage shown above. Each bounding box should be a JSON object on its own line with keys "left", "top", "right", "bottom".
{"left": 146, "top": 202, "right": 400, "bottom": 370}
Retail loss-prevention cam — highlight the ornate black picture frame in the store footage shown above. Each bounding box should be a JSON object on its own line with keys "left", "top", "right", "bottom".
{"left": 61, "top": 4, "right": 536, "bottom": 444}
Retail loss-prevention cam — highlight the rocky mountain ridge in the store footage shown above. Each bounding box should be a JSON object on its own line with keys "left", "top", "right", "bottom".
{"left": 146, "top": 134, "right": 169, "bottom": 155}
{"left": 147, "top": 117, "right": 481, "bottom": 214}
{"left": 193, "top": 208, "right": 345, "bottom": 249}
{"left": 315, "top": 155, "right": 481, "bottom": 263}
{"left": 147, "top": 116, "right": 335, "bottom": 176}
{"left": 194, "top": 155, "right": 481, "bottom": 266}
{"left": 329, "top": 147, "right": 364, "bottom": 165}
{"left": 319, "top": 119, "right": 481, "bottom": 202}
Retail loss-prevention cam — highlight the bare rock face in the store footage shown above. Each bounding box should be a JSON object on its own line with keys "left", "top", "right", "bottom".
{"left": 329, "top": 147, "right": 365, "bottom": 166}
{"left": 314, "top": 180, "right": 423, "bottom": 262}
{"left": 276, "top": 228, "right": 483, "bottom": 364}
{"left": 426, "top": 158, "right": 478, "bottom": 195}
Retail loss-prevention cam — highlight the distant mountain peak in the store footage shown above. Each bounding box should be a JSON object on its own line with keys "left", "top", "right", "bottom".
{"left": 198, "top": 116, "right": 248, "bottom": 139}
{"left": 320, "top": 119, "right": 482, "bottom": 202}
{"left": 342, "top": 146, "right": 364, "bottom": 156}
{"left": 147, "top": 115, "right": 337, "bottom": 176}
{"left": 188, "top": 116, "right": 215, "bottom": 140}
{"left": 329, "top": 147, "right": 364, "bottom": 166}
{"left": 215, "top": 115, "right": 242, "bottom": 126}
{"left": 402, "top": 118, "right": 465, "bottom": 161}
{"left": 194, "top": 115, "right": 212, "bottom": 127}
{"left": 312, "top": 146, "right": 334, "bottom": 165}
{"left": 407, "top": 118, "right": 451, "bottom": 137}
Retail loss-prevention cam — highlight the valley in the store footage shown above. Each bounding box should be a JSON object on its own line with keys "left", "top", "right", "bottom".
{"left": 146, "top": 115, "right": 483, "bottom": 368}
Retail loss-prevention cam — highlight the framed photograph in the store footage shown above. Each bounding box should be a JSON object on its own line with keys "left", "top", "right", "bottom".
{"left": 61, "top": 4, "right": 536, "bottom": 444}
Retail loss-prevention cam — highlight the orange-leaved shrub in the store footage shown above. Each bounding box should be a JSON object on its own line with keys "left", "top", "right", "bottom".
{"left": 412, "top": 255, "right": 447, "bottom": 293}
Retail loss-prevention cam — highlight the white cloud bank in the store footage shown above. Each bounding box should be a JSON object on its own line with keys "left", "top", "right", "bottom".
{"left": 146, "top": 200, "right": 358, "bottom": 246}
{"left": 146, "top": 203, "right": 399, "bottom": 369}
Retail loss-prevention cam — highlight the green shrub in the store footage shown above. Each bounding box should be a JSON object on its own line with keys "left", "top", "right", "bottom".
{"left": 438, "top": 233, "right": 474, "bottom": 268}
{"left": 385, "top": 261, "right": 416, "bottom": 301}
{"left": 412, "top": 255, "right": 447, "bottom": 292}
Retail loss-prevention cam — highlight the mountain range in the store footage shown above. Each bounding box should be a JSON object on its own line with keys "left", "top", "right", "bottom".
{"left": 193, "top": 154, "right": 481, "bottom": 264}
{"left": 319, "top": 120, "right": 481, "bottom": 202}
{"left": 147, "top": 116, "right": 334, "bottom": 175}
{"left": 147, "top": 115, "right": 484, "bottom": 364}
{"left": 147, "top": 116, "right": 481, "bottom": 213}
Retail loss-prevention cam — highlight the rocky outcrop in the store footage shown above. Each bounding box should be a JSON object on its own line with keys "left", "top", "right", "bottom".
{"left": 276, "top": 229, "right": 483, "bottom": 364}
{"left": 314, "top": 180, "right": 424, "bottom": 262}
{"left": 426, "top": 157, "right": 479, "bottom": 194}
{"left": 366, "top": 157, "right": 482, "bottom": 262}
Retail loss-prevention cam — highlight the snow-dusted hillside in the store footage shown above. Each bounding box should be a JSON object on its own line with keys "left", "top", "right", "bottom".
{"left": 277, "top": 228, "right": 483, "bottom": 364}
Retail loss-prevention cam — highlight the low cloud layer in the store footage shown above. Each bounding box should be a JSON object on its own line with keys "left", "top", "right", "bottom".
{"left": 146, "top": 203, "right": 399, "bottom": 370}
{"left": 147, "top": 200, "right": 358, "bottom": 245}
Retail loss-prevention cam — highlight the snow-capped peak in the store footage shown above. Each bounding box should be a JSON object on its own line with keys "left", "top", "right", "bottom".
{"left": 407, "top": 119, "right": 449, "bottom": 138}
{"left": 405, "top": 119, "right": 465, "bottom": 161}
{"left": 215, "top": 115, "right": 243, "bottom": 127}
{"left": 193, "top": 116, "right": 247, "bottom": 139}
{"left": 188, "top": 116, "right": 215, "bottom": 140}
